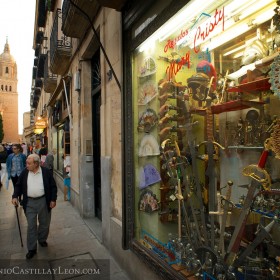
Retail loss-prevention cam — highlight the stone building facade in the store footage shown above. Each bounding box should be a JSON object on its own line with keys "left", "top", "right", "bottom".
{"left": 0, "top": 40, "right": 19, "bottom": 143}
{"left": 30, "top": 1, "right": 160, "bottom": 279}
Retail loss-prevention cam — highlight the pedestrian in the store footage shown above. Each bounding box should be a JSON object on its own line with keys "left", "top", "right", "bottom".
{"left": 6, "top": 144, "right": 26, "bottom": 203}
{"left": 5, "top": 143, "right": 13, "bottom": 155}
{"left": 0, "top": 144, "right": 7, "bottom": 190}
{"left": 11, "top": 154, "right": 57, "bottom": 259}
{"left": 43, "top": 148, "right": 56, "bottom": 175}
{"left": 21, "top": 142, "right": 28, "bottom": 156}
{"left": 39, "top": 144, "right": 48, "bottom": 166}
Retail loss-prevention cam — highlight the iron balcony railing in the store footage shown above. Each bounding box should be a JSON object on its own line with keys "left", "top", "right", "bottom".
{"left": 61, "top": 0, "right": 100, "bottom": 38}
{"left": 44, "top": 52, "right": 57, "bottom": 93}
{"left": 37, "top": 53, "right": 47, "bottom": 78}
{"left": 50, "top": 9, "right": 72, "bottom": 75}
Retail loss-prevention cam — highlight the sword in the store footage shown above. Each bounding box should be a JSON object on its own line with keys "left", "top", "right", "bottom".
{"left": 225, "top": 140, "right": 272, "bottom": 266}
{"left": 204, "top": 95, "right": 217, "bottom": 250}
{"left": 218, "top": 180, "right": 233, "bottom": 256}
{"left": 176, "top": 178, "right": 183, "bottom": 241}
{"left": 174, "top": 139, "right": 202, "bottom": 248}
{"left": 184, "top": 94, "right": 209, "bottom": 246}
{"left": 234, "top": 217, "right": 275, "bottom": 266}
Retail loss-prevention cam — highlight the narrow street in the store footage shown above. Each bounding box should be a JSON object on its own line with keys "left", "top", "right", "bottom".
{"left": 0, "top": 166, "right": 130, "bottom": 280}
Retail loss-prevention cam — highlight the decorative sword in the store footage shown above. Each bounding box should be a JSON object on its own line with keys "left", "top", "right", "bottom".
{"left": 183, "top": 92, "right": 209, "bottom": 246}
{"left": 225, "top": 139, "right": 272, "bottom": 266}
{"left": 204, "top": 93, "right": 217, "bottom": 250}
{"left": 233, "top": 217, "right": 275, "bottom": 267}
{"left": 218, "top": 180, "right": 234, "bottom": 256}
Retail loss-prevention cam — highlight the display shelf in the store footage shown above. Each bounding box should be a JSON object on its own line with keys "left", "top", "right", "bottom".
{"left": 211, "top": 100, "right": 265, "bottom": 114}
{"left": 227, "top": 146, "right": 264, "bottom": 150}
{"left": 227, "top": 77, "right": 270, "bottom": 93}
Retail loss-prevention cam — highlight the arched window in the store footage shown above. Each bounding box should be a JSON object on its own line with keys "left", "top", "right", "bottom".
{"left": 5, "top": 85, "right": 7, "bottom": 91}
{"left": 5, "top": 67, "right": 8, "bottom": 74}
{"left": 9, "top": 86, "right": 12, "bottom": 91}
{"left": 1, "top": 85, "right": 3, "bottom": 90}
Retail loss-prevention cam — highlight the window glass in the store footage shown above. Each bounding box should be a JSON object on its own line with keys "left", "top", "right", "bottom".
{"left": 132, "top": 0, "right": 279, "bottom": 274}
{"left": 52, "top": 130, "right": 58, "bottom": 170}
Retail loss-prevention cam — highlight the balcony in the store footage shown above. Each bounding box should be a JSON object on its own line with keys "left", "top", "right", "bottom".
{"left": 44, "top": 52, "right": 57, "bottom": 93}
{"left": 50, "top": 9, "right": 72, "bottom": 75}
{"left": 30, "top": 90, "right": 39, "bottom": 109}
{"left": 32, "top": 67, "right": 38, "bottom": 80}
{"left": 62, "top": 0, "right": 100, "bottom": 38}
{"left": 36, "top": 30, "right": 44, "bottom": 45}
{"left": 35, "top": 45, "right": 40, "bottom": 57}
{"left": 35, "top": 78, "right": 43, "bottom": 88}
{"left": 37, "top": 0, "right": 47, "bottom": 28}
{"left": 37, "top": 53, "right": 47, "bottom": 78}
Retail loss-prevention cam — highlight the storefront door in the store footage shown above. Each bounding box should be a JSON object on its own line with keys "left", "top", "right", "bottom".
{"left": 91, "top": 50, "right": 102, "bottom": 220}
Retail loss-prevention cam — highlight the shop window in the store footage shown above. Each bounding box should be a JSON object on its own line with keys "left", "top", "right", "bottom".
{"left": 52, "top": 100, "right": 62, "bottom": 125}
{"left": 127, "top": 0, "right": 280, "bottom": 278}
{"left": 57, "top": 125, "right": 64, "bottom": 174}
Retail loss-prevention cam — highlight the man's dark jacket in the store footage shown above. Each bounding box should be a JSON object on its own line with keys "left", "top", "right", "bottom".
{"left": 12, "top": 167, "right": 57, "bottom": 212}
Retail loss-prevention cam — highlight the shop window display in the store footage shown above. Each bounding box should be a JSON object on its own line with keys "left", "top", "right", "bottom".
{"left": 131, "top": 0, "right": 280, "bottom": 278}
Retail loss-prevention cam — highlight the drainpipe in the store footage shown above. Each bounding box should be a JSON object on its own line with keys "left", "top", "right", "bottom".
{"left": 62, "top": 77, "right": 73, "bottom": 129}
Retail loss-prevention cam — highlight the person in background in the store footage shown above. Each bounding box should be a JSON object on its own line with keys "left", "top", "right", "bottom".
{"left": 6, "top": 144, "right": 27, "bottom": 202}
{"left": 21, "top": 142, "right": 28, "bottom": 156}
{"left": 0, "top": 144, "right": 7, "bottom": 190}
{"left": 28, "top": 144, "right": 33, "bottom": 155}
{"left": 5, "top": 143, "right": 13, "bottom": 156}
{"left": 39, "top": 144, "right": 48, "bottom": 166}
{"left": 43, "top": 148, "right": 56, "bottom": 176}
{"left": 11, "top": 154, "right": 57, "bottom": 259}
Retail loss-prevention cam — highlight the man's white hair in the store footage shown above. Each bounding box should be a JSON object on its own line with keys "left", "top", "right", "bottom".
{"left": 28, "top": 154, "right": 40, "bottom": 164}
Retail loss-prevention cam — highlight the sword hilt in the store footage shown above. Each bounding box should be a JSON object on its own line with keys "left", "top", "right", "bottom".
{"left": 242, "top": 143, "right": 271, "bottom": 190}
{"left": 242, "top": 164, "right": 271, "bottom": 190}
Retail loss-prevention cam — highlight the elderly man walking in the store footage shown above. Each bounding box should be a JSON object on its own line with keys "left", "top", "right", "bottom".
{"left": 11, "top": 154, "right": 57, "bottom": 259}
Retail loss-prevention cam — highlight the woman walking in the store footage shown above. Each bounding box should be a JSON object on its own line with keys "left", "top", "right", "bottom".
{"left": 6, "top": 143, "right": 26, "bottom": 203}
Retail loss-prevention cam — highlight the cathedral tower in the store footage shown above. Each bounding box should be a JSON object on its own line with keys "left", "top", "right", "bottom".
{"left": 0, "top": 38, "right": 19, "bottom": 143}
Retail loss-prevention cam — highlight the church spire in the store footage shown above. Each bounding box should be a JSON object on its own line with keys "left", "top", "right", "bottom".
{"left": 4, "top": 37, "right": 10, "bottom": 53}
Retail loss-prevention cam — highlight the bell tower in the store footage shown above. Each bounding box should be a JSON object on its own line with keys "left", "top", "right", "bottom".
{"left": 0, "top": 38, "right": 19, "bottom": 143}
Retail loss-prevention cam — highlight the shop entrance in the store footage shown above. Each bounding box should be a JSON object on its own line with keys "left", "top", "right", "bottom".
{"left": 91, "top": 50, "right": 102, "bottom": 220}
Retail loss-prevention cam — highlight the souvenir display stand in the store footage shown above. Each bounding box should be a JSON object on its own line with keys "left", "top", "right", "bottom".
{"left": 130, "top": 1, "right": 280, "bottom": 278}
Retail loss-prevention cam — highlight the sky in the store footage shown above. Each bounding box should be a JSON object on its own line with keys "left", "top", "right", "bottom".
{"left": 0, "top": 0, "right": 36, "bottom": 134}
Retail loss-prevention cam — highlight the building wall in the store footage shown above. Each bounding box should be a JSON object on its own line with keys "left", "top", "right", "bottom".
{"left": 31, "top": 2, "right": 160, "bottom": 279}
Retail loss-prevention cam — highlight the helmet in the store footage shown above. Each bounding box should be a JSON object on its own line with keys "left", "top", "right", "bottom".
{"left": 187, "top": 72, "right": 209, "bottom": 101}
{"left": 241, "top": 39, "right": 269, "bottom": 66}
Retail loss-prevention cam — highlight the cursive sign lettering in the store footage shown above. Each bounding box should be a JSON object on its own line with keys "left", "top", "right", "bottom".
{"left": 165, "top": 52, "right": 191, "bottom": 80}
{"left": 164, "top": 29, "right": 188, "bottom": 53}
{"left": 194, "top": 7, "right": 224, "bottom": 53}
